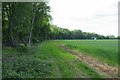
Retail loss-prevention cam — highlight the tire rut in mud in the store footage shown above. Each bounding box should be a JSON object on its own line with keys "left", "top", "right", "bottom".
{"left": 59, "top": 44, "right": 118, "bottom": 78}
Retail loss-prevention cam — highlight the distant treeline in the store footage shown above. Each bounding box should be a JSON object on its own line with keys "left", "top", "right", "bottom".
{"left": 2, "top": 2, "right": 119, "bottom": 47}
{"left": 50, "top": 25, "right": 119, "bottom": 40}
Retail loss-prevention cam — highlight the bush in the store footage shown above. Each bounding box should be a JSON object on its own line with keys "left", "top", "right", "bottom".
{"left": 17, "top": 45, "right": 28, "bottom": 53}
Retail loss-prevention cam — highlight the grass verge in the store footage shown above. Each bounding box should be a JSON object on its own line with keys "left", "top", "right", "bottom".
{"left": 2, "top": 41, "right": 102, "bottom": 78}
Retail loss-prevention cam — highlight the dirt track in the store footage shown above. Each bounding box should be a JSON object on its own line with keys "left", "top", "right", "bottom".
{"left": 59, "top": 44, "right": 118, "bottom": 78}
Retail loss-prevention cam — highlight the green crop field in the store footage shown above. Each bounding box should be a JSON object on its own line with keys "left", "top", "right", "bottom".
{"left": 58, "top": 40, "right": 118, "bottom": 67}
{"left": 2, "top": 40, "right": 118, "bottom": 78}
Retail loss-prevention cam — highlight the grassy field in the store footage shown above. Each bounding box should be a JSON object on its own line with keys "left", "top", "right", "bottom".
{"left": 3, "top": 41, "right": 102, "bottom": 78}
{"left": 58, "top": 40, "right": 118, "bottom": 67}
{"left": 2, "top": 40, "right": 118, "bottom": 78}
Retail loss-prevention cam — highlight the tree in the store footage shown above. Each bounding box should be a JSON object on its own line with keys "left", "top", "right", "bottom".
{"left": 2, "top": 2, "right": 51, "bottom": 47}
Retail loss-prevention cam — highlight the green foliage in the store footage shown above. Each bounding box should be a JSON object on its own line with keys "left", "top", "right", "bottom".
{"left": 17, "top": 45, "right": 28, "bottom": 53}
{"left": 2, "top": 46, "right": 51, "bottom": 78}
{"left": 49, "top": 25, "right": 114, "bottom": 40}
{"left": 2, "top": 2, "right": 51, "bottom": 47}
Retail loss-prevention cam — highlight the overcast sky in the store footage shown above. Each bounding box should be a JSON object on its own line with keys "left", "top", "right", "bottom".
{"left": 49, "top": 0, "right": 119, "bottom": 36}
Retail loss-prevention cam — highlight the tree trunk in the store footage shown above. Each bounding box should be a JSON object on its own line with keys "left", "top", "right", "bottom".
{"left": 28, "top": 8, "right": 36, "bottom": 47}
{"left": 8, "top": 3, "right": 14, "bottom": 47}
{"left": 28, "top": 3, "right": 38, "bottom": 47}
{"left": 8, "top": 15, "right": 13, "bottom": 46}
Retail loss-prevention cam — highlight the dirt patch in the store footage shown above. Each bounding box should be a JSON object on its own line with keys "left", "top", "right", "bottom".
{"left": 59, "top": 44, "right": 118, "bottom": 78}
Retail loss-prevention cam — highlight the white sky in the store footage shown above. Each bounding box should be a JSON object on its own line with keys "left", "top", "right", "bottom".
{"left": 49, "top": 0, "right": 119, "bottom": 36}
